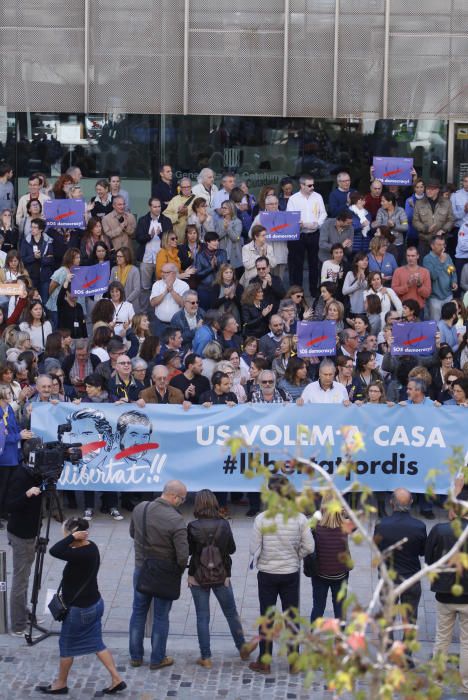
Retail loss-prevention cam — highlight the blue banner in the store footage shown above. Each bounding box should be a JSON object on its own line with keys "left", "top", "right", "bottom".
{"left": 391, "top": 321, "right": 436, "bottom": 356}
{"left": 71, "top": 262, "right": 110, "bottom": 297}
{"left": 260, "top": 211, "right": 301, "bottom": 241}
{"left": 30, "top": 403, "right": 468, "bottom": 494}
{"left": 373, "top": 157, "right": 414, "bottom": 186}
{"left": 44, "top": 199, "right": 86, "bottom": 229}
{"left": 297, "top": 321, "right": 337, "bottom": 357}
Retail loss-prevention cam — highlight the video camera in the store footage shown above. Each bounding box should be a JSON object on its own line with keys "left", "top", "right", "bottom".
{"left": 24, "top": 421, "right": 83, "bottom": 488}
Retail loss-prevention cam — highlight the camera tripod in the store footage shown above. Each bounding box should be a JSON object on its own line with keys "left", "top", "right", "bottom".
{"left": 25, "top": 485, "right": 63, "bottom": 646}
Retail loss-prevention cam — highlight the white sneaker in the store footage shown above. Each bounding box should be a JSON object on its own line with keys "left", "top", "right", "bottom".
{"left": 83, "top": 508, "right": 94, "bottom": 521}
{"left": 10, "top": 629, "right": 27, "bottom": 637}
{"left": 110, "top": 508, "right": 123, "bottom": 521}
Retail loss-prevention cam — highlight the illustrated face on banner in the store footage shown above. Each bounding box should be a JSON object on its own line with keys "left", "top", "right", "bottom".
{"left": 62, "top": 411, "right": 113, "bottom": 467}
{"left": 115, "top": 412, "right": 155, "bottom": 465}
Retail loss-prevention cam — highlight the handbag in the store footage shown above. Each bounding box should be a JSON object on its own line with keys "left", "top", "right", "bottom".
{"left": 136, "top": 502, "right": 183, "bottom": 600}
{"left": 48, "top": 556, "right": 99, "bottom": 622}
{"left": 303, "top": 551, "right": 319, "bottom": 578}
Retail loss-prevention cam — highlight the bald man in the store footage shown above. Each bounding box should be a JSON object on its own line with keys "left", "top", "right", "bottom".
{"left": 129, "top": 480, "right": 188, "bottom": 669}
{"left": 374, "top": 488, "right": 427, "bottom": 644}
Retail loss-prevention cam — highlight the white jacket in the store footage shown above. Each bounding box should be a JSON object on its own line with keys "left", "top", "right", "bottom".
{"left": 250, "top": 512, "right": 314, "bottom": 575}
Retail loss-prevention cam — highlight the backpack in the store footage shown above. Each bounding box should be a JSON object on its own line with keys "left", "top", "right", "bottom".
{"left": 194, "top": 522, "right": 227, "bottom": 587}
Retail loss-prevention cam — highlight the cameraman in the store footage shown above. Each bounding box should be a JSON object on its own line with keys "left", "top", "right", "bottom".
{"left": 0, "top": 386, "right": 37, "bottom": 636}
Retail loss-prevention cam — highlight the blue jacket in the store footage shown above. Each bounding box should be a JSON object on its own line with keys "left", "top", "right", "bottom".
{"left": 423, "top": 251, "right": 457, "bottom": 301}
{"left": 195, "top": 248, "right": 228, "bottom": 289}
{"left": 350, "top": 210, "right": 373, "bottom": 253}
{"left": 328, "top": 188, "right": 355, "bottom": 217}
{"left": 192, "top": 325, "right": 216, "bottom": 356}
{"left": 170, "top": 307, "right": 205, "bottom": 349}
{"left": 0, "top": 404, "right": 21, "bottom": 467}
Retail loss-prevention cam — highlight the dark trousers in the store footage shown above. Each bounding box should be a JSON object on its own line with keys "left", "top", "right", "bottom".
{"left": 455, "top": 257, "right": 468, "bottom": 292}
{"left": 84, "top": 490, "right": 118, "bottom": 510}
{"left": 310, "top": 574, "right": 348, "bottom": 622}
{"left": 0, "top": 465, "right": 17, "bottom": 519}
{"left": 287, "top": 232, "right": 320, "bottom": 297}
{"left": 399, "top": 581, "right": 421, "bottom": 625}
{"left": 257, "top": 570, "right": 300, "bottom": 659}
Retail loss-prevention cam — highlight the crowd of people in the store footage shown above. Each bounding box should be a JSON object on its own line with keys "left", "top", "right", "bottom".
{"left": 0, "top": 163, "right": 466, "bottom": 524}
{"left": 0, "top": 158, "right": 468, "bottom": 692}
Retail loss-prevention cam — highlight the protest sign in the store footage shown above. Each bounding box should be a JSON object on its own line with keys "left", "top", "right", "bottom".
{"left": 372, "top": 157, "right": 414, "bottom": 186}
{"left": 297, "top": 321, "right": 336, "bottom": 357}
{"left": 0, "top": 282, "right": 24, "bottom": 296}
{"left": 71, "top": 261, "right": 110, "bottom": 297}
{"left": 31, "top": 402, "right": 467, "bottom": 494}
{"left": 391, "top": 321, "right": 436, "bottom": 356}
{"left": 260, "top": 211, "right": 301, "bottom": 241}
{"left": 44, "top": 199, "right": 86, "bottom": 229}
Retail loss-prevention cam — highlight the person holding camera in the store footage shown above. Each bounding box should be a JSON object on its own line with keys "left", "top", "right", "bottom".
{"left": 37, "top": 517, "right": 126, "bottom": 695}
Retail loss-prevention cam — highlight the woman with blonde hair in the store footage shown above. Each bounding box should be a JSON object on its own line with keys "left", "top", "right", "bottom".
{"left": 310, "top": 492, "right": 354, "bottom": 623}
{"left": 271, "top": 335, "right": 296, "bottom": 381}
{"left": 156, "top": 231, "right": 195, "bottom": 281}
{"left": 131, "top": 314, "right": 151, "bottom": 347}
{"left": 324, "top": 299, "right": 345, "bottom": 332}
{"left": 215, "top": 200, "right": 243, "bottom": 275}
{"left": 110, "top": 246, "right": 141, "bottom": 312}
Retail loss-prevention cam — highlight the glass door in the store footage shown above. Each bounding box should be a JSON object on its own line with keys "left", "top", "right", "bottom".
{"left": 452, "top": 122, "right": 468, "bottom": 187}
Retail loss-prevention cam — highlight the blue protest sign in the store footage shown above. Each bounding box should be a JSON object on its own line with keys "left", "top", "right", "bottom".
{"left": 260, "top": 211, "right": 301, "bottom": 241}
{"left": 372, "top": 157, "right": 414, "bottom": 186}
{"left": 297, "top": 321, "right": 336, "bottom": 357}
{"left": 71, "top": 262, "right": 110, "bottom": 297}
{"left": 44, "top": 199, "right": 86, "bottom": 229}
{"left": 30, "top": 402, "right": 468, "bottom": 494}
{"left": 391, "top": 321, "right": 436, "bottom": 356}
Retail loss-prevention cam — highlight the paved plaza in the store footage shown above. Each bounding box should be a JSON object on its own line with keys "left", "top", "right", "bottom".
{"left": 0, "top": 500, "right": 466, "bottom": 699}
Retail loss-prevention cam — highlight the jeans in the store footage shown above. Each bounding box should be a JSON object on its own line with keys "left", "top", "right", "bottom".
{"left": 84, "top": 491, "right": 118, "bottom": 510}
{"left": 257, "top": 570, "right": 300, "bottom": 658}
{"left": 427, "top": 294, "right": 453, "bottom": 321}
{"left": 190, "top": 582, "right": 245, "bottom": 659}
{"left": 139, "top": 262, "right": 155, "bottom": 312}
{"left": 310, "top": 575, "right": 348, "bottom": 623}
{"left": 129, "top": 568, "right": 173, "bottom": 664}
{"left": 8, "top": 532, "right": 36, "bottom": 632}
{"left": 434, "top": 600, "right": 468, "bottom": 693}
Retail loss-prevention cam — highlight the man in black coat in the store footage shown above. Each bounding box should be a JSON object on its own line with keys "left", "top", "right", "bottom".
{"left": 136, "top": 197, "right": 172, "bottom": 311}
{"left": 7, "top": 465, "right": 43, "bottom": 636}
{"left": 250, "top": 255, "right": 285, "bottom": 313}
{"left": 425, "top": 478, "right": 468, "bottom": 693}
{"left": 374, "top": 488, "right": 427, "bottom": 630}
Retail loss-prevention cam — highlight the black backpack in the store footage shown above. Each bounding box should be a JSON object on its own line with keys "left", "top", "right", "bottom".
{"left": 194, "top": 522, "right": 227, "bottom": 587}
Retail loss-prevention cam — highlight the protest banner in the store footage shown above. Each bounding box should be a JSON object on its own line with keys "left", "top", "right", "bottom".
{"left": 391, "top": 321, "right": 436, "bottom": 356}
{"left": 44, "top": 198, "right": 86, "bottom": 229}
{"left": 71, "top": 261, "right": 110, "bottom": 297}
{"left": 259, "top": 210, "right": 301, "bottom": 241}
{"left": 372, "top": 157, "right": 414, "bottom": 186}
{"left": 297, "top": 321, "right": 336, "bottom": 357}
{"left": 0, "top": 282, "right": 24, "bottom": 296}
{"left": 31, "top": 403, "right": 467, "bottom": 494}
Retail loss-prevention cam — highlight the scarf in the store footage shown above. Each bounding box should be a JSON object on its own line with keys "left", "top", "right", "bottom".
{"left": 204, "top": 245, "right": 217, "bottom": 260}
{"left": 116, "top": 264, "right": 131, "bottom": 287}
{"left": 349, "top": 205, "right": 370, "bottom": 237}
{"left": 69, "top": 354, "right": 93, "bottom": 385}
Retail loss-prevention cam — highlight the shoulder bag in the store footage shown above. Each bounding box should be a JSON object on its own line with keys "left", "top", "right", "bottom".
{"left": 136, "top": 502, "right": 183, "bottom": 600}
{"left": 48, "top": 553, "right": 99, "bottom": 622}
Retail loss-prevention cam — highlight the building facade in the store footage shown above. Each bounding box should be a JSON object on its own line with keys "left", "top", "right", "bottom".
{"left": 1, "top": 0, "right": 467, "bottom": 212}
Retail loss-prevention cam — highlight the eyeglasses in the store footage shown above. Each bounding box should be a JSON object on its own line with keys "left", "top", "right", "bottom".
{"left": 117, "top": 361, "right": 131, "bottom": 366}
{"left": 261, "top": 379, "right": 275, "bottom": 385}
{"left": 169, "top": 237, "right": 177, "bottom": 241}
{"left": 303, "top": 183, "right": 314, "bottom": 188}
{"left": 293, "top": 293, "right": 304, "bottom": 298}
{"left": 187, "top": 300, "right": 199, "bottom": 305}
